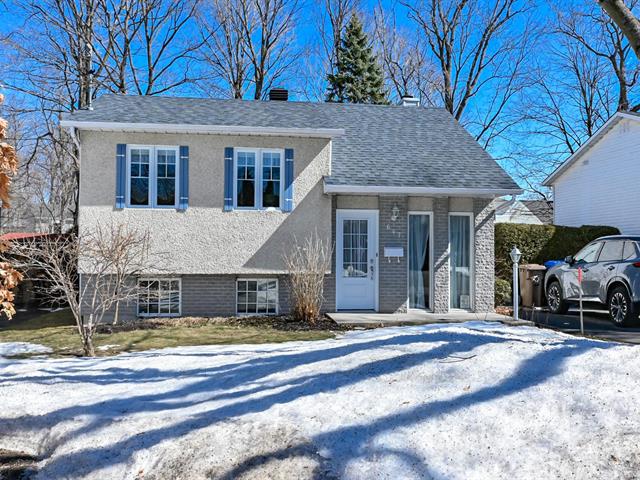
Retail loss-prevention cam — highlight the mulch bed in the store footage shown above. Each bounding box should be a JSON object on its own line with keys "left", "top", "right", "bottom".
{"left": 96, "top": 315, "right": 351, "bottom": 334}
{"left": 495, "top": 306, "right": 513, "bottom": 316}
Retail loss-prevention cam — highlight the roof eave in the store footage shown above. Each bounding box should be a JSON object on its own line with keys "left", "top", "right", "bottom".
{"left": 59, "top": 120, "right": 345, "bottom": 139}
{"left": 323, "top": 182, "right": 523, "bottom": 197}
{"left": 542, "top": 112, "right": 640, "bottom": 186}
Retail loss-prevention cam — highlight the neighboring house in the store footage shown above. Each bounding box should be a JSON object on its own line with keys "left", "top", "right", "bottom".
{"left": 494, "top": 199, "right": 553, "bottom": 225}
{"left": 544, "top": 111, "right": 640, "bottom": 234}
{"left": 494, "top": 198, "right": 543, "bottom": 225}
{"left": 60, "top": 93, "right": 521, "bottom": 321}
{"left": 521, "top": 200, "right": 553, "bottom": 225}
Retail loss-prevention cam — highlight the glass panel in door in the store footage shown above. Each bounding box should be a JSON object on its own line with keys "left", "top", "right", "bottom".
{"left": 342, "top": 219, "right": 368, "bottom": 277}
{"left": 409, "top": 214, "right": 431, "bottom": 309}
{"left": 450, "top": 215, "right": 471, "bottom": 309}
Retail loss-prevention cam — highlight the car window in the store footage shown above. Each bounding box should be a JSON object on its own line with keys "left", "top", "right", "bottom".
{"left": 598, "top": 241, "right": 624, "bottom": 262}
{"left": 574, "top": 242, "right": 601, "bottom": 264}
{"left": 623, "top": 241, "right": 640, "bottom": 261}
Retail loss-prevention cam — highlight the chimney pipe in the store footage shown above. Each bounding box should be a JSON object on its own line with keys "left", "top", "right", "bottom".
{"left": 269, "top": 88, "right": 289, "bottom": 101}
{"left": 401, "top": 94, "right": 419, "bottom": 107}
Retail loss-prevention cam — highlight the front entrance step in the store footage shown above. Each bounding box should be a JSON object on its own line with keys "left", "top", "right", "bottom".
{"left": 326, "top": 311, "right": 534, "bottom": 328}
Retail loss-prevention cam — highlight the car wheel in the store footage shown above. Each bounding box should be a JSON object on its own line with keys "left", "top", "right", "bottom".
{"left": 608, "top": 286, "right": 637, "bottom": 327}
{"left": 547, "top": 281, "right": 568, "bottom": 314}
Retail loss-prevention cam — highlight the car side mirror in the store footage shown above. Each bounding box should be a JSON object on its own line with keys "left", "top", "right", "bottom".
{"left": 564, "top": 255, "right": 574, "bottom": 265}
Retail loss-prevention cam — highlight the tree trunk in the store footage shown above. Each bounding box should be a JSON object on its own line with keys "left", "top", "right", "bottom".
{"left": 113, "top": 298, "right": 120, "bottom": 325}
{"left": 599, "top": 0, "right": 640, "bottom": 59}
{"left": 82, "top": 333, "right": 95, "bottom": 357}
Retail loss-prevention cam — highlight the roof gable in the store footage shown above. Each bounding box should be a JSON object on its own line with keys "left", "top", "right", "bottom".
{"left": 543, "top": 111, "right": 640, "bottom": 186}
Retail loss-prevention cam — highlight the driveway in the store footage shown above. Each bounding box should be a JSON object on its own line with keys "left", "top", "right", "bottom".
{"left": 521, "top": 304, "right": 640, "bottom": 344}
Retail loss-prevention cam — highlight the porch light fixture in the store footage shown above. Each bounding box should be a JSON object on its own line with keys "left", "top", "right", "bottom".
{"left": 510, "top": 246, "right": 522, "bottom": 322}
{"left": 391, "top": 203, "right": 400, "bottom": 222}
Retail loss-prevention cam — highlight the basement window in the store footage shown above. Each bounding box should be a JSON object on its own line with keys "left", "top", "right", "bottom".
{"left": 236, "top": 279, "right": 278, "bottom": 315}
{"left": 138, "top": 278, "right": 181, "bottom": 317}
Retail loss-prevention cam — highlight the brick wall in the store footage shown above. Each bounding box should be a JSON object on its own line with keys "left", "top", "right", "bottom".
{"left": 378, "top": 196, "right": 408, "bottom": 312}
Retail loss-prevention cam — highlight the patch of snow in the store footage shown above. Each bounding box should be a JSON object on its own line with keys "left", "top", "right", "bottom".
{"left": 0, "top": 322, "right": 639, "bottom": 479}
{"left": 97, "top": 344, "right": 120, "bottom": 351}
{"left": 0, "top": 342, "right": 52, "bottom": 357}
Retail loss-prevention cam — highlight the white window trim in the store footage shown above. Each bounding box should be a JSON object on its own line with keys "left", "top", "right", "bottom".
{"left": 406, "top": 211, "right": 434, "bottom": 312}
{"left": 448, "top": 212, "right": 475, "bottom": 312}
{"left": 233, "top": 148, "right": 285, "bottom": 211}
{"left": 235, "top": 278, "right": 279, "bottom": 316}
{"left": 126, "top": 144, "right": 180, "bottom": 209}
{"left": 137, "top": 277, "right": 182, "bottom": 317}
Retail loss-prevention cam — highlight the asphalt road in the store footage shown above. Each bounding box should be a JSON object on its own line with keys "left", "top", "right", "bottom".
{"left": 521, "top": 304, "right": 640, "bottom": 344}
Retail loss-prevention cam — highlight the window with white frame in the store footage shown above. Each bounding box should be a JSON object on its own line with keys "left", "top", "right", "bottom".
{"left": 128, "top": 146, "right": 179, "bottom": 208}
{"left": 234, "top": 149, "right": 283, "bottom": 209}
{"left": 138, "top": 279, "right": 181, "bottom": 316}
{"left": 236, "top": 279, "right": 278, "bottom": 314}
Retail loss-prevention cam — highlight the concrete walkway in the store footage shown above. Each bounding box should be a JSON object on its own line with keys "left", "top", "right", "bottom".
{"left": 327, "top": 310, "right": 533, "bottom": 328}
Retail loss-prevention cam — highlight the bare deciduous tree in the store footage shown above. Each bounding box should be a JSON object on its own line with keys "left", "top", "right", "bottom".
{"left": 283, "top": 232, "right": 332, "bottom": 324}
{"left": 598, "top": 0, "right": 640, "bottom": 57}
{"left": 1, "top": 0, "right": 204, "bottom": 233}
{"left": 196, "top": 0, "right": 300, "bottom": 99}
{"left": 373, "top": 3, "right": 439, "bottom": 104}
{"left": 556, "top": 1, "right": 640, "bottom": 111}
{"left": 402, "top": 0, "right": 534, "bottom": 147}
{"left": 238, "top": 0, "right": 301, "bottom": 99}
{"left": 197, "top": 0, "right": 252, "bottom": 98}
{"left": 508, "top": 0, "right": 640, "bottom": 198}
{"left": 8, "top": 223, "right": 151, "bottom": 356}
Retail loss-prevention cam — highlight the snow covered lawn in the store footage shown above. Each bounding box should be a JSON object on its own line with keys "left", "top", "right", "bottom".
{"left": 1, "top": 322, "right": 640, "bottom": 479}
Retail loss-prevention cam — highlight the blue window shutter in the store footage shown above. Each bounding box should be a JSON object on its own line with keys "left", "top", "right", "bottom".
{"left": 283, "top": 148, "right": 294, "bottom": 212}
{"left": 115, "top": 144, "right": 126, "bottom": 209}
{"left": 178, "top": 146, "right": 189, "bottom": 210}
{"left": 224, "top": 147, "right": 234, "bottom": 211}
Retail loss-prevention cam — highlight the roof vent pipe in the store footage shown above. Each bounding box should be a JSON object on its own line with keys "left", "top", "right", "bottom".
{"left": 401, "top": 95, "right": 419, "bottom": 107}
{"left": 269, "top": 88, "right": 289, "bottom": 101}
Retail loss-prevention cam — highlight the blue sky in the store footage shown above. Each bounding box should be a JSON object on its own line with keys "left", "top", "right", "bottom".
{"left": 0, "top": 1, "right": 620, "bottom": 195}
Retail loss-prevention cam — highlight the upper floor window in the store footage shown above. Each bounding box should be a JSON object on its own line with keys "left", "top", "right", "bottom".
{"left": 127, "top": 146, "right": 179, "bottom": 208}
{"left": 234, "top": 148, "right": 283, "bottom": 209}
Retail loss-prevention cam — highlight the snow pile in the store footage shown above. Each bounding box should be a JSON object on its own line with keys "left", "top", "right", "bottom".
{"left": 1, "top": 322, "right": 639, "bottom": 479}
{"left": 0, "top": 342, "right": 52, "bottom": 358}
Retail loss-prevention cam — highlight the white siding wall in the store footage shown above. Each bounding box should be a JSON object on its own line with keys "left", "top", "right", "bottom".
{"left": 553, "top": 118, "right": 640, "bottom": 234}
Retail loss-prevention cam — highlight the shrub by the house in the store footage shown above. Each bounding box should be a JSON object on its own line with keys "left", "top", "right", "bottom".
{"left": 495, "top": 278, "right": 511, "bottom": 307}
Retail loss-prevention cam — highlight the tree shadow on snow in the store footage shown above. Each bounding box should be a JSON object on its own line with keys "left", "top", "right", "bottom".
{"left": 0, "top": 327, "right": 613, "bottom": 479}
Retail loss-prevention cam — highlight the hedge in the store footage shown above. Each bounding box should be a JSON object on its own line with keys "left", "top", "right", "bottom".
{"left": 495, "top": 223, "right": 620, "bottom": 282}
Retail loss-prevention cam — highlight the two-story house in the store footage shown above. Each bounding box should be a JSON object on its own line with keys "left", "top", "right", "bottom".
{"left": 61, "top": 92, "right": 521, "bottom": 321}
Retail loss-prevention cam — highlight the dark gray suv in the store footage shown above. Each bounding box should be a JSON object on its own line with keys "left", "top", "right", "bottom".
{"left": 544, "top": 235, "right": 640, "bottom": 326}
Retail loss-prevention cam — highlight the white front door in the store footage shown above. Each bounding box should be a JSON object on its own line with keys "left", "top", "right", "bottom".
{"left": 336, "top": 210, "right": 378, "bottom": 310}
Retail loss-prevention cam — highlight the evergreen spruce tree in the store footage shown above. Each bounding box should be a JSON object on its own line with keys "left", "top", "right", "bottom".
{"left": 326, "top": 15, "right": 388, "bottom": 104}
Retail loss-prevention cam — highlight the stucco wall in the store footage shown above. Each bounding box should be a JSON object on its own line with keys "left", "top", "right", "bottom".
{"left": 79, "top": 131, "right": 332, "bottom": 274}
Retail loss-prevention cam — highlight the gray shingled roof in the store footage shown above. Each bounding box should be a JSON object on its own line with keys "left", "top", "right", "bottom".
{"left": 63, "top": 94, "right": 520, "bottom": 191}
